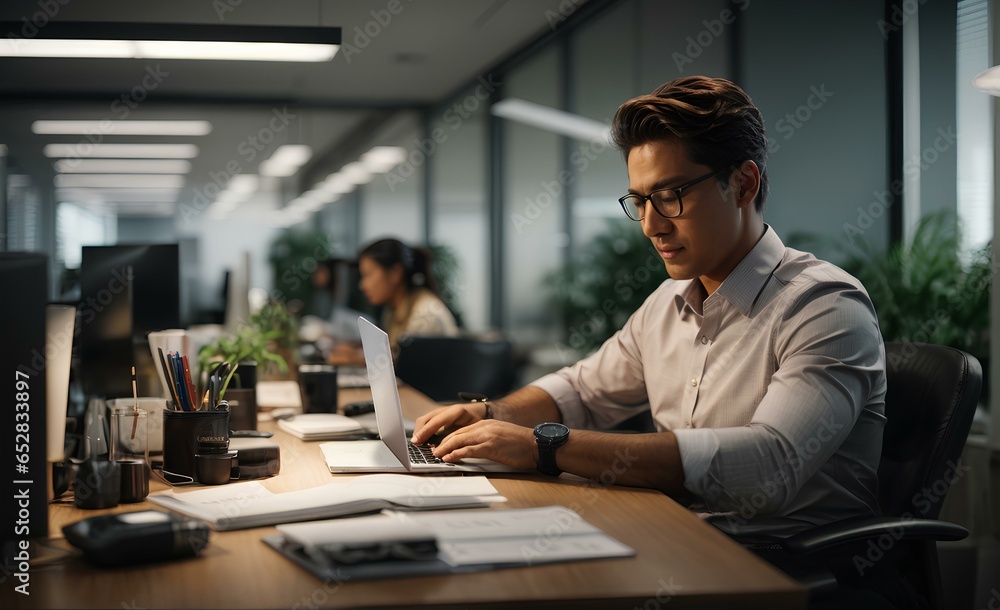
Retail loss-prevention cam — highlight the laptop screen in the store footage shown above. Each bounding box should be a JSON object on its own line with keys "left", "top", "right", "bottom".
{"left": 357, "top": 317, "right": 411, "bottom": 469}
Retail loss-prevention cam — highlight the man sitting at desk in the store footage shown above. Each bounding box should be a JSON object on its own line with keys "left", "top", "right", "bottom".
{"left": 412, "top": 76, "right": 886, "bottom": 543}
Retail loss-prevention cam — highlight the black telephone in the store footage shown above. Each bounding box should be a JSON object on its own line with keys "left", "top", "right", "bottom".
{"left": 63, "top": 511, "right": 210, "bottom": 567}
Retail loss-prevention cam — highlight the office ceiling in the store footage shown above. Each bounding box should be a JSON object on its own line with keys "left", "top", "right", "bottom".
{"left": 0, "top": 0, "right": 587, "bottom": 220}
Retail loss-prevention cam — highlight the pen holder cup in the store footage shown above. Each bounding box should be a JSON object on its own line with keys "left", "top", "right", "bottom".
{"left": 162, "top": 410, "right": 230, "bottom": 484}
{"left": 225, "top": 388, "right": 257, "bottom": 431}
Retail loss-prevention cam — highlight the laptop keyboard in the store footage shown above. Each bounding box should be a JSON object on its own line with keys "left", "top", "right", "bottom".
{"left": 407, "top": 442, "right": 444, "bottom": 465}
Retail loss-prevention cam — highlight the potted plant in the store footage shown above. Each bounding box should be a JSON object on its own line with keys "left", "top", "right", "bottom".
{"left": 197, "top": 301, "right": 295, "bottom": 386}
{"left": 546, "top": 219, "right": 665, "bottom": 354}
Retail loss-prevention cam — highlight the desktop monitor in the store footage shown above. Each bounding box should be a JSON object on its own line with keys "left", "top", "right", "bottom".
{"left": 0, "top": 252, "right": 49, "bottom": 544}
{"left": 78, "top": 244, "right": 180, "bottom": 399}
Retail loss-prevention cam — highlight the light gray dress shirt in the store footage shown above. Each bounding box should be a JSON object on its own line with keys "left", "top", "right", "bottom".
{"left": 532, "top": 226, "right": 886, "bottom": 537}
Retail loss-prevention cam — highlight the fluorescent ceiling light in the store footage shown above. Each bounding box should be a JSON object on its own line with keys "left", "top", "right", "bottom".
{"left": 339, "top": 162, "right": 374, "bottom": 186}
{"left": 491, "top": 98, "right": 611, "bottom": 142}
{"left": 56, "top": 188, "right": 181, "bottom": 203}
{"left": 361, "top": 146, "right": 407, "bottom": 172}
{"left": 44, "top": 143, "right": 199, "bottom": 159}
{"left": 303, "top": 189, "right": 335, "bottom": 203}
{"left": 33, "top": 120, "right": 212, "bottom": 136}
{"left": 259, "top": 144, "right": 312, "bottom": 177}
{"left": 318, "top": 173, "right": 355, "bottom": 194}
{"left": 0, "top": 23, "right": 340, "bottom": 62}
{"left": 227, "top": 174, "right": 259, "bottom": 194}
{"left": 54, "top": 159, "right": 192, "bottom": 174}
{"left": 54, "top": 174, "right": 186, "bottom": 189}
{"left": 973, "top": 66, "right": 1000, "bottom": 96}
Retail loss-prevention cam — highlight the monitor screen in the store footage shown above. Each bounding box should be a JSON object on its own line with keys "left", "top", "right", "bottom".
{"left": 79, "top": 244, "right": 180, "bottom": 398}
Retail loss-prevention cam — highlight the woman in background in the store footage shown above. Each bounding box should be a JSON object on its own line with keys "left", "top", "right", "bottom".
{"left": 327, "top": 238, "right": 458, "bottom": 365}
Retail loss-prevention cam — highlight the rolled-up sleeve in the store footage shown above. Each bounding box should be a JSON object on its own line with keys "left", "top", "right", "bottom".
{"left": 529, "top": 297, "right": 654, "bottom": 431}
{"left": 673, "top": 284, "right": 884, "bottom": 515}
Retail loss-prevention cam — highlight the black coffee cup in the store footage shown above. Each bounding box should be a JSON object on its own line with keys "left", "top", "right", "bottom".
{"left": 117, "top": 459, "right": 150, "bottom": 503}
{"left": 298, "top": 364, "right": 338, "bottom": 413}
{"left": 225, "top": 388, "right": 258, "bottom": 431}
{"left": 75, "top": 460, "right": 121, "bottom": 509}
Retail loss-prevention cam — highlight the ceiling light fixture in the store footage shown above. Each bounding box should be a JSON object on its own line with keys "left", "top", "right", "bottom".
{"left": 259, "top": 144, "right": 312, "bottom": 177}
{"left": 56, "top": 188, "right": 182, "bottom": 203}
{"left": 491, "top": 98, "right": 611, "bottom": 142}
{"left": 54, "top": 159, "right": 192, "bottom": 174}
{"left": 0, "top": 23, "right": 340, "bottom": 62}
{"left": 360, "top": 146, "right": 407, "bottom": 172}
{"left": 43, "top": 143, "right": 200, "bottom": 159}
{"left": 33, "top": 120, "right": 212, "bottom": 136}
{"left": 226, "top": 174, "right": 260, "bottom": 194}
{"left": 54, "top": 174, "right": 186, "bottom": 189}
{"left": 338, "top": 161, "right": 374, "bottom": 186}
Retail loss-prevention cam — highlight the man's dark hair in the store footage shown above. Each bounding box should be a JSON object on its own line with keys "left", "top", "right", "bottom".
{"left": 611, "top": 76, "right": 769, "bottom": 211}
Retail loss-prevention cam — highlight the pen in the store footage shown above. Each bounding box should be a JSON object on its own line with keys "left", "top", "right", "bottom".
{"left": 171, "top": 353, "right": 190, "bottom": 411}
{"left": 181, "top": 355, "right": 197, "bottom": 412}
{"left": 157, "top": 347, "right": 182, "bottom": 411}
{"left": 130, "top": 366, "right": 139, "bottom": 439}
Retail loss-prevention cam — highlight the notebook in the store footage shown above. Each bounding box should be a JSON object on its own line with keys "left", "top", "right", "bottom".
{"left": 277, "top": 413, "right": 368, "bottom": 441}
{"left": 320, "top": 318, "right": 521, "bottom": 474}
{"left": 148, "top": 474, "right": 505, "bottom": 530}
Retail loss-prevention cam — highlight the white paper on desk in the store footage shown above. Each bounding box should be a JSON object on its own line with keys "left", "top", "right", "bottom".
{"left": 404, "top": 505, "right": 635, "bottom": 566}
{"left": 277, "top": 505, "right": 634, "bottom": 568}
{"left": 148, "top": 475, "right": 505, "bottom": 530}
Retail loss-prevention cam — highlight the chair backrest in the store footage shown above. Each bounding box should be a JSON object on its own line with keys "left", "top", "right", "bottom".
{"left": 394, "top": 335, "right": 516, "bottom": 402}
{"left": 878, "top": 342, "right": 982, "bottom": 519}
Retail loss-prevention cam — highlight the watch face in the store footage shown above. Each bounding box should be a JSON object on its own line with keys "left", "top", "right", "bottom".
{"left": 536, "top": 423, "right": 568, "bottom": 439}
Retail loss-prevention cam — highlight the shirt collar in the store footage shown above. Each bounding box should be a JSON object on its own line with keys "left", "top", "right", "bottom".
{"left": 711, "top": 225, "right": 786, "bottom": 317}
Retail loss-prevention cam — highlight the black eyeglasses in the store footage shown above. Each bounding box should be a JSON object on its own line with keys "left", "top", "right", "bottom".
{"left": 618, "top": 168, "right": 729, "bottom": 221}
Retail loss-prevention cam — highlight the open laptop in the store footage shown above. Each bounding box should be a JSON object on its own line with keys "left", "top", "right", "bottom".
{"left": 320, "top": 318, "right": 519, "bottom": 473}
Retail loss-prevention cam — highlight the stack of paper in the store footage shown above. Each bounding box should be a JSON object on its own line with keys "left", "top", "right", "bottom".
{"left": 148, "top": 474, "right": 506, "bottom": 530}
{"left": 266, "top": 506, "right": 635, "bottom": 580}
{"left": 277, "top": 413, "right": 365, "bottom": 440}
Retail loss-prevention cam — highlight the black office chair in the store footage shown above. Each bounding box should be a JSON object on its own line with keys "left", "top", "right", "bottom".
{"left": 756, "top": 342, "right": 982, "bottom": 608}
{"left": 394, "top": 335, "right": 516, "bottom": 403}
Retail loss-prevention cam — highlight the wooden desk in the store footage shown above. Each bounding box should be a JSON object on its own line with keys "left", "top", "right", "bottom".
{"left": 10, "top": 387, "right": 805, "bottom": 609}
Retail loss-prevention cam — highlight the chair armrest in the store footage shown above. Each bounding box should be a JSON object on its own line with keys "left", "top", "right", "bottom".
{"left": 780, "top": 516, "right": 968, "bottom": 554}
